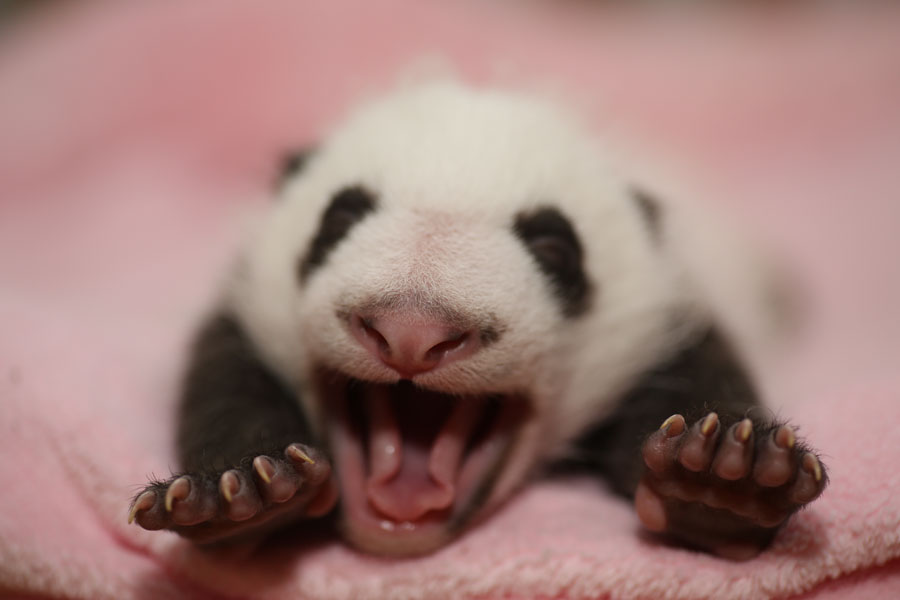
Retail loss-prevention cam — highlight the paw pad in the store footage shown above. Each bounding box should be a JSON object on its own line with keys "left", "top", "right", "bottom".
{"left": 637, "top": 413, "right": 827, "bottom": 557}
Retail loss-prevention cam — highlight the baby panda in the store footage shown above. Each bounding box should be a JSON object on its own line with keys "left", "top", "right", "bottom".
{"left": 129, "top": 81, "right": 827, "bottom": 560}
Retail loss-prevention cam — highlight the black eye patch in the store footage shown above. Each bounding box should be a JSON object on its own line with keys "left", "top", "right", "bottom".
{"left": 298, "top": 185, "right": 377, "bottom": 283}
{"left": 513, "top": 206, "right": 592, "bottom": 318}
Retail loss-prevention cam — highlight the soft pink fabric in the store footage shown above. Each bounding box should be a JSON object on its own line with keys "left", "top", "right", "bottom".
{"left": 2, "top": 2, "right": 899, "bottom": 598}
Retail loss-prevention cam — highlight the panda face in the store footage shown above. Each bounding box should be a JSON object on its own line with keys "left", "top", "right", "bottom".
{"left": 230, "top": 82, "right": 693, "bottom": 555}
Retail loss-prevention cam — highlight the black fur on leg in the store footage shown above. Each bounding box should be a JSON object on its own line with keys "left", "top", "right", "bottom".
{"left": 176, "top": 313, "right": 316, "bottom": 472}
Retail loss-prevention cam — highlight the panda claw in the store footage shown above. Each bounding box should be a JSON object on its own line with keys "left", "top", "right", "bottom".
{"left": 775, "top": 425, "right": 795, "bottom": 450}
{"left": 803, "top": 452, "right": 823, "bottom": 483}
{"left": 220, "top": 469, "right": 264, "bottom": 521}
{"left": 790, "top": 453, "right": 826, "bottom": 504}
{"left": 754, "top": 426, "right": 796, "bottom": 487}
{"left": 165, "top": 476, "right": 190, "bottom": 512}
{"left": 253, "top": 456, "right": 274, "bottom": 484}
{"left": 286, "top": 444, "right": 315, "bottom": 465}
{"left": 129, "top": 485, "right": 177, "bottom": 530}
{"left": 219, "top": 470, "right": 239, "bottom": 503}
{"left": 642, "top": 415, "right": 686, "bottom": 474}
{"left": 285, "top": 444, "right": 332, "bottom": 487}
{"left": 677, "top": 412, "right": 720, "bottom": 472}
{"left": 128, "top": 490, "right": 156, "bottom": 524}
{"left": 711, "top": 419, "right": 754, "bottom": 481}
{"left": 255, "top": 454, "right": 302, "bottom": 503}
{"left": 700, "top": 412, "right": 719, "bottom": 437}
{"left": 659, "top": 414, "right": 686, "bottom": 436}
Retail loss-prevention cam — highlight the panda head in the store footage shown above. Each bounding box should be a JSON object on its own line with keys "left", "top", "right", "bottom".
{"left": 230, "top": 81, "right": 699, "bottom": 555}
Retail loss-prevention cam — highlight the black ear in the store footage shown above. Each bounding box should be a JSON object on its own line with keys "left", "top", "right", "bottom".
{"left": 629, "top": 186, "right": 662, "bottom": 242}
{"left": 274, "top": 147, "right": 316, "bottom": 190}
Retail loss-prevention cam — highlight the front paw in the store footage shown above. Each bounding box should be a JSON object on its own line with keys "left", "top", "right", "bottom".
{"left": 636, "top": 413, "right": 827, "bottom": 559}
{"left": 129, "top": 443, "right": 337, "bottom": 544}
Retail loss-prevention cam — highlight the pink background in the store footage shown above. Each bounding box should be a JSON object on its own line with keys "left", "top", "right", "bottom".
{"left": 1, "top": 2, "right": 899, "bottom": 598}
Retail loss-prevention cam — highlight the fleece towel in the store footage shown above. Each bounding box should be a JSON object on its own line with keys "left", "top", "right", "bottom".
{"left": 1, "top": 2, "right": 899, "bottom": 599}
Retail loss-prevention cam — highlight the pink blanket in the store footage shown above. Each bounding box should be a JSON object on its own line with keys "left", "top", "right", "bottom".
{"left": 2, "top": 2, "right": 900, "bottom": 598}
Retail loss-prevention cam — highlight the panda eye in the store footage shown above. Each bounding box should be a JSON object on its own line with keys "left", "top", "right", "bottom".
{"left": 525, "top": 235, "right": 580, "bottom": 277}
{"left": 514, "top": 206, "right": 591, "bottom": 318}
{"left": 298, "top": 185, "right": 377, "bottom": 283}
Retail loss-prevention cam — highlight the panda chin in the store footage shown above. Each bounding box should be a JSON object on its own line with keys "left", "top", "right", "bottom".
{"left": 317, "top": 372, "right": 527, "bottom": 556}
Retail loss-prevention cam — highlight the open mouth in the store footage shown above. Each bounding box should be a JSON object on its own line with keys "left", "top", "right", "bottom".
{"left": 318, "top": 373, "right": 527, "bottom": 556}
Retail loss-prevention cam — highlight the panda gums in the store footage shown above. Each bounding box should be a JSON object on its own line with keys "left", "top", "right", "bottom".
{"left": 128, "top": 81, "right": 827, "bottom": 560}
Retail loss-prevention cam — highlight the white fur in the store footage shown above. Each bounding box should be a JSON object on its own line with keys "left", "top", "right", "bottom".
{"left": 229, "top": 81, "right": 710, "bottom": 513}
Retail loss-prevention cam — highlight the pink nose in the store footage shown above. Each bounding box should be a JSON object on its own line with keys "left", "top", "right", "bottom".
{"left": 350, "top": 312, "right": 481, "bottom": 378}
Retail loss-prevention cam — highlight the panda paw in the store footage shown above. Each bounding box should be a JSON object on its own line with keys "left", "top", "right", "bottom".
{"left": 129, "top": 443, "right": 337, "bottom": 544}
{"left": 637, "top": 413, "right": 827, "bottom": 560}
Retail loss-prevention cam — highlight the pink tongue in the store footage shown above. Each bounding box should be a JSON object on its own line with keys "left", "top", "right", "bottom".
{"left": 365, "top": 385, "right": 482, "bottom": 522}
